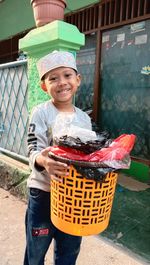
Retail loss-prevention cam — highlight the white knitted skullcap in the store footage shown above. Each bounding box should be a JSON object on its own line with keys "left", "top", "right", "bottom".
{"left": 37, "top": 50, "right": 77, "bottom": 80}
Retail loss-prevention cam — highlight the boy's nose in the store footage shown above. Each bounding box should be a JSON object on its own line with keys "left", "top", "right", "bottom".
{"left": 58, "top": 76, "right": 67, "bottom": 85}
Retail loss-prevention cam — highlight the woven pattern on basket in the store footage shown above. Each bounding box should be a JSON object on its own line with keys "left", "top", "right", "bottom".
{"left": 51, "top": 166, "right": 117, "bottom": 226}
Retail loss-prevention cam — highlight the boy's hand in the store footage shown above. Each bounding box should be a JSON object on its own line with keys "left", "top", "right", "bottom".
{"left": 35, "top": 147, "right": 69, "bottom": 181}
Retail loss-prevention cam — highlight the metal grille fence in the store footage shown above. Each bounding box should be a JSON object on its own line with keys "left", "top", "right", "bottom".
{"left": 0, "top": 60, "right": 28, "bottom": 157}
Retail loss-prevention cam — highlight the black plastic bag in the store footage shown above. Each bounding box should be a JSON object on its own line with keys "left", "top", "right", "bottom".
{"left": 54, "top": 131, "right": 112, "bottom": 154}
{"left": 74, "top": 165, "right": 116, "bottom": 182}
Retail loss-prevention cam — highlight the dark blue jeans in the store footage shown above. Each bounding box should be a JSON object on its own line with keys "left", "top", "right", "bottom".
{"left": 24, "top": 188, "right": 82, "bottom": 265}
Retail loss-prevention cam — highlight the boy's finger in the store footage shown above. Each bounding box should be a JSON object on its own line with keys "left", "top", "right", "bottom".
{"left": 54, "top": 169, "right": 69, "bottom": 176}
{"left": 55, "top": 161, "right": 69, "bottom": 168}
{"left": 51, "top": 174, "right": 62, "bottom": 183}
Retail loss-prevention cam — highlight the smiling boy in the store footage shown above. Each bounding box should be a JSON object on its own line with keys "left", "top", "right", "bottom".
{"left": 24, "top": 51, "right": 92, "bottom": 265}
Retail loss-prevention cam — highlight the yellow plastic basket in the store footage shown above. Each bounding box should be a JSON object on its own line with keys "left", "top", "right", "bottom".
{"left": 51, "top": 165, "right": 118, "bottom": 236}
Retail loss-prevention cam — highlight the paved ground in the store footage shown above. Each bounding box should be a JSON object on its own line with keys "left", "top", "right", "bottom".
{"left": 0, "top": 187, "right": 149, "bottom": 265}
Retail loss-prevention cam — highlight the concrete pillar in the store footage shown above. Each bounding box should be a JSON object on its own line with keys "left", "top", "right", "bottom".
{"left": 19, "top": 20, "right": 85, "bottom": 112}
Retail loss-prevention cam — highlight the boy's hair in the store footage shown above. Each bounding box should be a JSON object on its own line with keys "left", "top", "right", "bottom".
{"left": 37, "top": 50, "right": 78, "bottom": 80}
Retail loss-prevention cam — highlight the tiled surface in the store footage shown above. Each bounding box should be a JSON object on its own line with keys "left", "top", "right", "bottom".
{"left": 100, "top": 183, "right": 150, "bottom": 262}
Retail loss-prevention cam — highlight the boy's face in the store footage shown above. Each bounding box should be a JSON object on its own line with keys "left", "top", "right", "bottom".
{"left": 41, "top": 67, "right": 81, "bottom": 104}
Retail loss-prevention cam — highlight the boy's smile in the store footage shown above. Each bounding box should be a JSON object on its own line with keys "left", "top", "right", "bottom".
{"left": 57, "top": 87, "right": 71, "bottom": 94}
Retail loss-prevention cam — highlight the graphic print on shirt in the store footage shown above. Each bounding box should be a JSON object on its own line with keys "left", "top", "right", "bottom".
{"left": 27, "top": 123, "right": 37, "bottom": 155}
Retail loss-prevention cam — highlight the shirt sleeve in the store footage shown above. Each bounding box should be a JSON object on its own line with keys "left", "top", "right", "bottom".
{"left": 27, "top": 106, "right": 49, "bottom": 171}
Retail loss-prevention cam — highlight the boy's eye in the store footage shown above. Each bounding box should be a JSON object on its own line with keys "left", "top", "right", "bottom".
{"left": 49, "top": 76, "right": 58, "bottom": 81}
{"left": 65, "top": 73, "right": 72, "bottom": 78}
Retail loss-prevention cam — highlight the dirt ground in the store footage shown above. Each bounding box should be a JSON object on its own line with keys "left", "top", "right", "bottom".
{"left": 0, "top": 187, "right": 148, "bottom": 265}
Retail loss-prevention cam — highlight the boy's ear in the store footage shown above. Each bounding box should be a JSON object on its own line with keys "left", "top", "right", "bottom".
{"left": 40, "top": 82, "right": 47, "bottom": 92}
{"left": 77, "top": 74, "right": 81, "bottom": 87}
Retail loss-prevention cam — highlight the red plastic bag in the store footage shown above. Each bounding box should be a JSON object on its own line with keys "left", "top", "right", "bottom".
{"left": 48, "top": 134, "right": 136, "bottom": 169}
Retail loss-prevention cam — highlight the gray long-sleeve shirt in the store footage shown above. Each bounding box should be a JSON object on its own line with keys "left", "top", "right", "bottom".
{"left": 27, "top": 100, "right": 92, "bottom": 192}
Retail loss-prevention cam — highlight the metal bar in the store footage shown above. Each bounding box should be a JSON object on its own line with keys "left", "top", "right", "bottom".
{"left": 126, "top": 0, "right": 130, "bottom": 20}
{"left": 104, "top": 2, "right": 107, "bottom": 26}
{"left": 132, "top": 0, "right": 136, "bottom": 18}
{"left": 74, "top": 13, "right": 77, "bottom": 27}
{"left": 135, "top": 0, "right": 139, "bottom": 17}
{"left": 70, "top": 14, "right": 74, "bottom": 25}
{"left": 100, "top": 4, "right": 103, "bottom": 26}
{"left": 85, "top": 9, "right": 89, "bottom": 31}
{"left": 137, "top": 0, "right": 141, "bottom": 16}
{"left": 120, "top": 0, "right": 124, "bottom": 21}
{"left": 109, "top": 1, "right": 112, "bottom": 25}
{"left": 114, "top": 0, "right": 117, "bottom": 23}
{"left": 82, "top": 11, "right": 85, "bottom": 32}
{"left": 78, "top": 12, "right": 81, "bottom": 31}
{"left": 0, "top": 147, "right": 29, "bottom": 165}
{"left": 144, "top": 0, "right": 148, "bottom": 14}
{"left": 89, "top": 7, "right": 92, "bottom": 30}
{"left": 98, "top": 4, "right": 102, "bottom": 28}
{"left": 0, "top": 59, "right": 27, "bottom": 69}
{"left": 92, "top": 6, "right": 96, "bottom": 29}
{"left": 106, "top": 2, "right": 110, "bottom": 25}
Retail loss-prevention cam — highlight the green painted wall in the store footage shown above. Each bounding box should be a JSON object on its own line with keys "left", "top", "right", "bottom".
{"left": 0, "top": 0, "right": 99, "bottom": 41}
{"left": 0, "top": 0, "right": 35, "bottom": 41}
